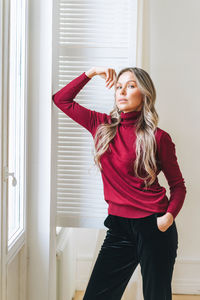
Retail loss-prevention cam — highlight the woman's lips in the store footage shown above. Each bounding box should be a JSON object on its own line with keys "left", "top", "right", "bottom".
{"left": 119, "top": 100, "right": 128, "bottom": 103}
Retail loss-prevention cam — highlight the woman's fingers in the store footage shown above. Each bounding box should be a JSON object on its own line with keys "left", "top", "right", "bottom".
{"left": 105, "top": 73, "right": 112, "bottom": 87}
{"left": 110, "top": 72, "right": 117, "bottom": 88}
{"left": 105, "top": 69, "right": 111, "bottom": 83}
{"left": 105, "top": 70, "right": 117, "bottom": 89}
{"left": 106, "top": 69, "right": 113, "bottom": 86}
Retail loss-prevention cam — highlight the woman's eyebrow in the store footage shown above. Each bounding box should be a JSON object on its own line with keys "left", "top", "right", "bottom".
{"left": 116, "top": 80, "right": 136, "bottom": 84}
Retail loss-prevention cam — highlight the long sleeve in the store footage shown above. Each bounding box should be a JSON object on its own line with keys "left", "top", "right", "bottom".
{"left": 158, "top": 132, "right": 187, "bottom": 219}
{"left": 52, "top": 72, "right": 110, "bottom": 135}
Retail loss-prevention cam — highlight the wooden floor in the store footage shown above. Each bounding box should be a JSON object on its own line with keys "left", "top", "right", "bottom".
{"left": 73, "top": 291, "right": 200, "bottom": 300}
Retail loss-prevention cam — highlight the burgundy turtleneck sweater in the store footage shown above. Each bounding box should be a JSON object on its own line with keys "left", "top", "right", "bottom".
{"left": 52, "top": 71, "right": 187, "bottom": 219}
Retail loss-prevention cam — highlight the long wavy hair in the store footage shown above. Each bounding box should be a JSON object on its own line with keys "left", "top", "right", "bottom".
{"left": 93, "top": 67, "right": 159, "bottom": 189}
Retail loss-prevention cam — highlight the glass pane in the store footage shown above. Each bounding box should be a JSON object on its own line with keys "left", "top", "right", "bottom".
{"left": 8, "top": 0, "right": 25, "bottom": 247}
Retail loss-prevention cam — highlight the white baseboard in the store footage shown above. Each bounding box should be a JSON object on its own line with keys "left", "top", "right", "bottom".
{"left": 172, "top": 258, "right": 200, "bottom": 294}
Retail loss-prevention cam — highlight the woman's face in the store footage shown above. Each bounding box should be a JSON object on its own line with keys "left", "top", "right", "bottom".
{"left": 115, "top": 71, "right": 144, "bottom": 113}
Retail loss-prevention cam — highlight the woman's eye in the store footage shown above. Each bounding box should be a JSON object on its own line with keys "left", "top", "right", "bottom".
{"left": 116, "top": 85, "right": 134, "bottom": 89}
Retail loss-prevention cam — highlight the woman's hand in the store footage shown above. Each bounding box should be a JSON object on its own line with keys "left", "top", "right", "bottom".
{"left": 86, "top": 67, "right": 117, "bottom": 89}
{"left": 96, "top": 67, "right": 117, "bottom": 89}
{"left": 156, "top": 212, "right": 174, "bottom": 232}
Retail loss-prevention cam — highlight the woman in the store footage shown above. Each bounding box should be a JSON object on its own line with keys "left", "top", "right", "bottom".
{"left": 52, "top": 66, "right": 187, "bottom": 300}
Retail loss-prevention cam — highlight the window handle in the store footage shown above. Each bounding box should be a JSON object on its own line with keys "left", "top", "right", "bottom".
{"left": 3, "top": 167, "right": 17, "bottom": 186}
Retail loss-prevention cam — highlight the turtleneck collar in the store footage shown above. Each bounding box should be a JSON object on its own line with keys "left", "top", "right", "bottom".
{"left": 120, "top": 110, "right": 142, "bottom": 126}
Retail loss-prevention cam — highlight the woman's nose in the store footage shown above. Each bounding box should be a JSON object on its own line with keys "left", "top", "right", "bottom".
{"left": 120, "top": 88, "right": 126, "bottom": 95}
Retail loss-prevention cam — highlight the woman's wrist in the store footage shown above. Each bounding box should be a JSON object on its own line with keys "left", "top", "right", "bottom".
{"left": 85, "top": 67, "right": 96, "bottom": 78}
{"left": 165, "top": 212, "right": 174, "bottom": 224}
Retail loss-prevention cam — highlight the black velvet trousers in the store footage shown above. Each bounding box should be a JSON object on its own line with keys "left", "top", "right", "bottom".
{"left": 83, "top": 212, "right": 178, "bottom": 300}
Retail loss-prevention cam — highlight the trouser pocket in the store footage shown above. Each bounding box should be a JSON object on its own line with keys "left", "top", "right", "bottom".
{"left": 103, "top": 214, "right": 130, "bottom": 238}
{"left": 103, "top": 214, "right": 113, "bottom": 229}
{"left": 154, "top": 212, "right": 176, "bottom": 233}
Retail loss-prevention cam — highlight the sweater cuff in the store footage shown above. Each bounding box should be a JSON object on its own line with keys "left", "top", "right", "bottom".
{"left": 83, "top": 71, "right": 92, "bottom": 80}
{"left": 166, "top": 209, "right": 176, "bottom": 220}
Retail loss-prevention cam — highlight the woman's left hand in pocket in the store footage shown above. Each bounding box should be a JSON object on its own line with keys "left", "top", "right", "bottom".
{"left": 157, "top": 212, "right": 174, "bottom": 232}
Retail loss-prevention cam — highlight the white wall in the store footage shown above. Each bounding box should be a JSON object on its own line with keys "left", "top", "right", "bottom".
{"left": 142, "top": 0, "right": 200, "bottom": 259}
{"left": 27, "top": 1, "right": 54, "bottom": 300}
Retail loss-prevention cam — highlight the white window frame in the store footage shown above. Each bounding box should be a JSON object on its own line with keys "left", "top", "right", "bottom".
{"left": 0, "top": 0, "right": 29, "bottom": 296}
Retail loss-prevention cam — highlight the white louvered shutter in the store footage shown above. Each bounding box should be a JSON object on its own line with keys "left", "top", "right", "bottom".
{"left": 52, "top": 0, "right": 138, "bottom": 228}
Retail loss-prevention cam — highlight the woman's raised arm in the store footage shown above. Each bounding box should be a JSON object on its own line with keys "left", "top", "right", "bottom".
{"left": 52, "top": 67, "right": 113, "bottom": 136}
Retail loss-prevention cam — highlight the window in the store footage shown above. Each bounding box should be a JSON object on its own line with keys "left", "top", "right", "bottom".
{"left": 52, "top": 0, "right": 138, "bottom": 228}
{"left": 2, "top": 0, "right": 27, "bottom": 251}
